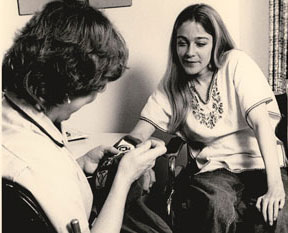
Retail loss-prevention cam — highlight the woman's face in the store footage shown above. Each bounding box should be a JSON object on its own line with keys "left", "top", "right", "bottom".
{"left": 176, "top": 21, "right": 213, "bottom": 77}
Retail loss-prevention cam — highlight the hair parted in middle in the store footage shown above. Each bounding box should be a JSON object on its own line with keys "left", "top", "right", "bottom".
{"left": 2, "top": 0, "right": 128, "bottom": 110}
{"left": 161, "top": 3, "right": 235, "bottom": 133}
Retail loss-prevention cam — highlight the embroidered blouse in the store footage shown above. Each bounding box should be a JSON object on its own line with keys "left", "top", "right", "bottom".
{"left": 140, "top": 49, "right": 287, "bottom": 173}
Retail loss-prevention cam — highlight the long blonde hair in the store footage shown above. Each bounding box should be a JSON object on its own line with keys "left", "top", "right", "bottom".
{"left": 162, "top": 4, "right": 235, "bottom": 133}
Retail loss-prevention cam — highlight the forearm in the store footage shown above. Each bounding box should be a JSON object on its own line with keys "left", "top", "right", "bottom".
{"left": 91, "top": 173, "right": 131, "bottom": 233}
{"left": 130, "top": 120, "right": 156, "bottom": 142}
{"left": 248, "top": 104, "right": 283, "bottom": 187}
{"left": 254, "top": 123, "right": 282, "bottom": 186}
{"left": 253, "top": 113, "right": 286, "bottom": 225}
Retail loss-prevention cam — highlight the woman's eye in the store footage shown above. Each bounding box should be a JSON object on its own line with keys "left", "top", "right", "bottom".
{"left": 177, "top": 41, "right": 187, "bottom": 47}
{"left": 196, "top": 43, "right": 207, "bottom": 47}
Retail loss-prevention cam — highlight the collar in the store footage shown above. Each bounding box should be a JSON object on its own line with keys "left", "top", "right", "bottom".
{"left": 4, "top": 92, "right": 65, "bottom": 147}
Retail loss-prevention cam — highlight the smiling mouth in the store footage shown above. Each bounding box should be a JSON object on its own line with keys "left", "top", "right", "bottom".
{"left": 183, "top": 60, "right": 199, "bottom": 66}
{"left": 184, "top": 58, "right": 199, "bottom": 62}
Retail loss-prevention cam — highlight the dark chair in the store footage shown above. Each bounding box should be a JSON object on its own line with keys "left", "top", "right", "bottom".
{"left": 2, "top": 178, "right": 57, "bottom": 233}
{"left": 275, "top": 93, "right": 287, "bottom": 155}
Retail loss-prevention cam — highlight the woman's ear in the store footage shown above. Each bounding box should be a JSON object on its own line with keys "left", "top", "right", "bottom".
{"left": 35, "top": 96, "right": 46, "bottom": 112}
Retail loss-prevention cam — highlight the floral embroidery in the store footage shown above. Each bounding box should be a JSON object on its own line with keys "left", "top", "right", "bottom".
{"left": 189, "top": 77, "right": 223, "bottom": 129}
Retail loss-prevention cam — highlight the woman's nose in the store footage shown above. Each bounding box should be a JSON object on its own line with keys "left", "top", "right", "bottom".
{"left": 186, "top": 43, "right": 196, "bottom": 57}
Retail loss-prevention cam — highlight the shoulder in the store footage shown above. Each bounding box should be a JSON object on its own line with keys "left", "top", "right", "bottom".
{"left": 222, "top": 49, "right": 258, "bottom": 68}
{"left": 2, "top": 114, "right": 64, "bottom": 172}
{"left": 225, "top": 49, "right": 247, "bottom": 58}
{"left": 147, "top": 83, "right": 170, "bottom": 107}
{"left": 221, "top": 49, "right": 251, "bottom": 66}
{"left": 219, "top": 49, "right": 262, "bottom": 77}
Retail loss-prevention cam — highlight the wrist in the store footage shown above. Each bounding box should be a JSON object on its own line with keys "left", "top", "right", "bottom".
{"left": 267, "top": 175, "right": 283, "bottom": 188}
{"left": 114, "top": 169, "right": 134, "bottom": 191}
{"left": 265, "top": 165, "right": 282, "bottom": 181}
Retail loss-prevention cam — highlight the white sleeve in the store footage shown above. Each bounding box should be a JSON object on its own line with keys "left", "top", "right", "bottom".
{"left": 140, "top": 87, "right": 172, "bottom": 132}
{"left": 232, "top": 50, "right": 281, "bottom": 128}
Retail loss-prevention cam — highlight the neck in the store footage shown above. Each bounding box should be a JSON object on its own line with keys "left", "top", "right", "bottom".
{"left": 46, "top": 106, "right": 62, "bottom": 125}
{"left": 192, "top": 69, "right": 214, "bottom": 85}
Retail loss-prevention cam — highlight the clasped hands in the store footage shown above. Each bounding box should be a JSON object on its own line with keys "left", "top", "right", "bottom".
{"left": 79, "top": 139, "right": 166, "bottom": 189}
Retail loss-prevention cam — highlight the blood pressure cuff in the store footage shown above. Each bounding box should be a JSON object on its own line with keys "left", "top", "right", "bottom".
{"left": 91, "top": 135, "right": 142, "bottom": 213}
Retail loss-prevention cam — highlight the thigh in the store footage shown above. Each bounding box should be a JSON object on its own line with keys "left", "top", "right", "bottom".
{"left": 191, "top": 169, "right": 242, "bottom": 194}
{"left": 175, "top": 168, "right": 243, "bottom": 197}
{"left": 274, "top": 168, "right": 288, "bottom": 233}
{"left": 173, "top": 169, "right": 242, "bottom": 233}
{"left": 239, "top": 168, "right": 288, "bottom": 205}
{"left": 188, "top": 169, "right": 243, "bottom": 212}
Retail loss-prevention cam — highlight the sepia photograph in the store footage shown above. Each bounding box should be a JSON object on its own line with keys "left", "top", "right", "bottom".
{"left": 1, "top": 0, "right": 287, "bottom": 232}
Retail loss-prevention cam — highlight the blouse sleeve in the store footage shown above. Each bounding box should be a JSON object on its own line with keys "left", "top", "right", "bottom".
{"left": 140, "top": 86, "right": 172, "bottom": 132}
{"left": 232, "top": 50, "right": 281, "bottom": 128}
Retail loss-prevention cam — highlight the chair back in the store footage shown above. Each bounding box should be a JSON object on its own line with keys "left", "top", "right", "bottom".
{"left": 275, "top": 93, "right": 287, "bottom": 155}
{"left": 2, "top": 178, "right": 57, "bottom": 233}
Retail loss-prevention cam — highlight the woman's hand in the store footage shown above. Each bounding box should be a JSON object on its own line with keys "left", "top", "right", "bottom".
{"left": 139, "top": 168, "right": 156, "bottom": 193}
{"left": 248, "top": 103, "right": 286, "bottom": 226}
{"left": 256, "top": 181, "right": 285, "bottom": 226}
{"left": 77, "top": 145, "right": 119, "bottom": 174}
{"left": 117, "top": 139, "right": 166, "bottom": 186}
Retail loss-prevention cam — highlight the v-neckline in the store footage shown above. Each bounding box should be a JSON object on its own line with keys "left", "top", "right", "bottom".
{"left": 190, "top": 72, "right": 217, "bottom": 105}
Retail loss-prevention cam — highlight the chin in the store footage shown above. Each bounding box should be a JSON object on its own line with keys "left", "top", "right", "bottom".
{"left": 59, "top": 115, "right": 71, "bottom": 122}
{"left": 184, "top": 68, "right": 200, "bottom": 76}
{"left": 65, "top": 115, "right": 71, "bottom": 121}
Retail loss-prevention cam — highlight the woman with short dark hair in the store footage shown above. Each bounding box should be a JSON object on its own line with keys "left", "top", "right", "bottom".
{"left": 2, "top": 1, "right": 167, "bottom": 232}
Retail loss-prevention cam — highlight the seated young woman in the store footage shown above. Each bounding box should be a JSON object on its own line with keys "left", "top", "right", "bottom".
{"left": 130, "top": 4, "right": 288, "bottom": 233}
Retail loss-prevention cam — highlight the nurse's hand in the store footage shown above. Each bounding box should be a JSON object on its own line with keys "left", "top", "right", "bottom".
{"left": 77, "top": 145, "right": 119, "bottom": 174}
{"left": 117, "top": 139, "right": 166, "bottom": 186}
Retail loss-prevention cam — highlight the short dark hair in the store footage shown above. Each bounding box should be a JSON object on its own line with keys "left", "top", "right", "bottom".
{"left": 2, "top": 0, "right": 128, "bottom": 109}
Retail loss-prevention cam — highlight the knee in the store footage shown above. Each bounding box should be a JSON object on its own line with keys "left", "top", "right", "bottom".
{"left": 204, "top": 195, "right": 236, "bottom": 223}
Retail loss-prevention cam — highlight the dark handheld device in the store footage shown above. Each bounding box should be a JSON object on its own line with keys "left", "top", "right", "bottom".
{"left": 165, "top": 137, "right": 185, "bottom": 157}
{"left": 95, "top": 135, "right": 141, "bottom": 173}
{"left": 91, "top": 135, "right": 142, "bottom": 213}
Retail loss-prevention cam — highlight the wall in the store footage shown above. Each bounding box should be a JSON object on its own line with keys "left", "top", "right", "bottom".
{"left": 0, "top": 0, "right": 269, "bottom": 134}
{"left": 239, "top": 0, "right": 269, "bottom": 76}
{"left": 0, "top": 1, "right": 32, "bottom": 62}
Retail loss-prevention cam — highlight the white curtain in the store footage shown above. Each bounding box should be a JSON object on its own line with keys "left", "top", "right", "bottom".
{"left": 268, "top": 0, "right": 288, "bottom": 95}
